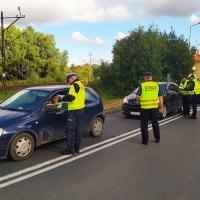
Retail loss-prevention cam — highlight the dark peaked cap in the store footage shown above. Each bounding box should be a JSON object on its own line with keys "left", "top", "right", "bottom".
{"left": 144, "top": 72, "right": 152, "bottom": 76}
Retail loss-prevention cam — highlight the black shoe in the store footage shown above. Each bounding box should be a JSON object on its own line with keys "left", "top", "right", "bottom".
{"left": 189, "top": 115, "right": 197, "bottom": 119}
{"left": 140, "top": 141, "right": 148, "bottom": 145}
{"left": 61, "top": 149, "right": 75, "bottom": 155}
{"left": 75, "top": 148, "right": 80, "bottom": 153}
{"left": 156, "top": 139, "right": 160, "bottom": 143}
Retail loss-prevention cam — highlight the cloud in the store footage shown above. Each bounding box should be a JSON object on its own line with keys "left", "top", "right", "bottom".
{"left": 71, "top": 32, "right": 105, "bottom": 45}
{"left": 0, "top": 0, "right": 132, "bottom": 24}
{"left": 190, "top": 15, "right": 200, "bottom": 24}
{"left": 138, "top": 0, "right": 200, "bottom": 17}
{"left": 115, "top": 32, "right": 128, "bottom": 40}
{"left": 95, "top": 37, "right": 105, "bottom": 45}
{"left": 1, "top": 0, "right": 200, "bottom": 25}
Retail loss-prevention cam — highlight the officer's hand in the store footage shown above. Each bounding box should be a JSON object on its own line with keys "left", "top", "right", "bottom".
{"left": 159, "top": 107, "right": 164, "bottom": 113}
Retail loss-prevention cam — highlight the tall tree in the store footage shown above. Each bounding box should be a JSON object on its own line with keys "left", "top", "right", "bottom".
{"left": 1, "top": 25, "right": 68, "bottom": 81}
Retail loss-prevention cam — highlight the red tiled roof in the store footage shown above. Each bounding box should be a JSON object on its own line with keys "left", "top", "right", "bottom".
{"left": 194, "top": 53, "right": 200, "bottom": 62}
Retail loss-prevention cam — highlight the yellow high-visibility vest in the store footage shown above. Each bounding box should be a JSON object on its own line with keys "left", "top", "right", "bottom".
{"left": 180, "top": 80, "right": 190, "bottom": 95}
{"left": 68, "top": 80, "right": 86, "bottom": 111}
{"left": 140, "top": 81, "right": 159, "bottom": 109}
{"left": 194, "top": 79, "right": 200, "bottom": 95}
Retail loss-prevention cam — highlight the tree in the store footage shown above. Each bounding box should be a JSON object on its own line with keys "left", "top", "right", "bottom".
{"left": 1, "top": 25, "right": 68, "bottom": 81}
{"left": 161, "top": 29, "right": 195, "bottom": 81}
{"left": 95, "top": 25, "right": 196, "bottom": 96}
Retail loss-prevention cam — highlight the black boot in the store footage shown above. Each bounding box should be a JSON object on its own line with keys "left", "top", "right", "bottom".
{"left": 189, "top": 115, "right": 197, "bottom": 119}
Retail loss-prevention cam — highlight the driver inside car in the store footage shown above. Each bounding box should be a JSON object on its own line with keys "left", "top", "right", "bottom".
{"left": 47, "top": 95, "right": 62, "bottom": 110}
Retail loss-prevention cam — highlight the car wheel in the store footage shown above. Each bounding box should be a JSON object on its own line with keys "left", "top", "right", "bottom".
{"left": 90, "top": 117, "right": 104, "bottom": 137}
{"left": 9, "top": 133, "right": 34, "bottom": 161}
{"left": 160, "top": 105, "right": 167, "bottom": 119}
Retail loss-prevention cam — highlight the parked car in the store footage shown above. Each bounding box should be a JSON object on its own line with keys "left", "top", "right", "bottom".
{"left": 122, "top": 82, "right": 182, "bottom": 118}
{"left": 0, "top": 85, "right": 105, "bottom": 161}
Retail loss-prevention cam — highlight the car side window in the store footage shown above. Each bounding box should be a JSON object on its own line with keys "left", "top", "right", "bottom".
{"left": 85, "top": 91, "right": 97, "bottom": 104}
{"left": 168, "top": 84, "right": 175, "bottom": 91}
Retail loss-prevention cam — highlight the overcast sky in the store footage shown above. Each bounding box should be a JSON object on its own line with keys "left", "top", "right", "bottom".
{"left": 1, "top": 0, "right": 200, "bottom": 65}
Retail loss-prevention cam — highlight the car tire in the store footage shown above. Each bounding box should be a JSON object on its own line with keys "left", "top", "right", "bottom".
{"left": 9, "top": 133, "right": 34, "bottom": 161}
{"left": 90, "top": 117, "right": 104, "bottom": 137}
{"left": 160, "top": 105, "right": 167, "bottom": 119}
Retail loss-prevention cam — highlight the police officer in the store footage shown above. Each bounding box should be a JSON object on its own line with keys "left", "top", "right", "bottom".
{"left": 185, "top": 74, "right": 200, "bottom": 119}
{"left": 179, "top": 77, "right": 190, "bottom": 117}
{"left": 61, "top": 73, "right": 86, "bottom": 155}
{"left": 136, "top": 72, "right": 164, "bottom": 145}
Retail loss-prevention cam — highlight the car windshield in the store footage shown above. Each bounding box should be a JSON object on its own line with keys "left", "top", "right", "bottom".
{"left": 0, "top": 89, "right": 49, "bottom": 112}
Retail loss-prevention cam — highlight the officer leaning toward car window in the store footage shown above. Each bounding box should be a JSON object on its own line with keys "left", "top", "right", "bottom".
{"left": 136, "top": 72, "right": 164, "bottom": 145}
{"left": 179, "top": 77, "right": 190, "bottom": 117}
{"left": 184, "top": 74, "right": 200, "bottom": 119}
{"left": 61, "top": 73, "right": 86, "bottom": 155}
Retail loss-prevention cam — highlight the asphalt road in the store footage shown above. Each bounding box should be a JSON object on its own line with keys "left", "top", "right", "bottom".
{"left": 1, "top": 110, "right": 200, "bottom": 200}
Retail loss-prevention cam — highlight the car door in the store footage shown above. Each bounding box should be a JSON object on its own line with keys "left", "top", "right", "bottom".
{"left": 38, "top": 90, "right": 68, "bottom": 143}
{"left": 166, "top": 83, "right": 179, "bottom": 112}
{"left": 82, "top": 89, "right": 100, "bottom": 132}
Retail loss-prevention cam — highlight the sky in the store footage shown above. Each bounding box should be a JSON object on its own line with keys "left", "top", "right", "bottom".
{"left": 1, "top": 0, "right": 200, "bottom": 65}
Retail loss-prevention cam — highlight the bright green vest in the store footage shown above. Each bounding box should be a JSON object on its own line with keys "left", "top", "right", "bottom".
{"left": 140, "top": 81, "right": 159, "bottom": 109}
{"left": 194, "top": 79, "right": 200, "bottom": 95}
{"left": 68, "top": 81, "right": 86, "bottom": 111}
{"left": 180, "top": 80, "right": 190, "bottom": 95}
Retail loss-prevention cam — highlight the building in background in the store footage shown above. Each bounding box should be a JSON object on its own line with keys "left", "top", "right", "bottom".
{"left": 193, "top": 52, "right": 200, "bottom": 79}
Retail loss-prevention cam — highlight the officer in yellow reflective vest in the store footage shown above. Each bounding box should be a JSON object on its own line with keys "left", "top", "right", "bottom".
{"left": 136, "top": 72, "right": 164, "bottom": 145}
{"left": 61, "top": 73, "right": 86, "bottom": 155}
{"left": 179, "top": 77, "right": 190, "bottom": 117}
{"left": 184, "top": 74, "right": 199, "bottom": 119}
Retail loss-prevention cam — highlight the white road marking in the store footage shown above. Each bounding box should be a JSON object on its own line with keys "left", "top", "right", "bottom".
{"left": 0, "top": 114, "right": 180, "bottom": 183}
{"left": 0, "top": 114, "right": 183, "bottom": 189}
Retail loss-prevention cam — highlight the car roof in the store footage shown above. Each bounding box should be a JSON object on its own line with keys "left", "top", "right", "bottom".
{"left": 158, "top": 81, "right": 177, "bottom": 85}
{"left": 26, "top": 85, "right": 69, "bottom": 91}
{"left": 26, "top": 85, "right": 92, "bottom": 92}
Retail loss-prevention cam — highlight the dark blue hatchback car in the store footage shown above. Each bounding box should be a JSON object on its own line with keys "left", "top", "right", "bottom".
{"left": 0, "top": 85, "right": 105, "bottom": 161}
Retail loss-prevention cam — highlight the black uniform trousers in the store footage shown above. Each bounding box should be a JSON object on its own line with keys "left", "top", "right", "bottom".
{"left": 182, "top": 95, "right": 190, "bottom": 115}
{"left": 65, "top": 109, "right": 84, "bottom": 152}
{"left": 140, "top": 108, "right": 160, "bottom": 144}
{"left": 189, "top": 94, "right": 197, "bottom": 117}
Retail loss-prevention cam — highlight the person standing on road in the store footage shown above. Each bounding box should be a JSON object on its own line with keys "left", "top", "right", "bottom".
{"left": 184, "top": 74, "right": 200, "bottom": 119}
{"left": 136, "top": 72, "right": 164, "bottom": 145}
{"left": 179, "top": 77, "right": 190, "bottom": 117}
{"left": 61, "top": 73, "right": 86, "bottom": 155}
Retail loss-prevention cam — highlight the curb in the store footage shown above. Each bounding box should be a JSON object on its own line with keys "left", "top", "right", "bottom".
{"left": 105, "top": 108, "right": 121, "bottom": 114}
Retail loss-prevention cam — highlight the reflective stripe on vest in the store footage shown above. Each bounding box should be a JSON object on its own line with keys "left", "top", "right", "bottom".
{"left": 140, "top": 81, "right": 159, "bottom": 109}
{"left": 180, "top": 80, "right": 190, "bottom": 95}
{"left": 68, "top": 80, "right": 86, "bottom": 111}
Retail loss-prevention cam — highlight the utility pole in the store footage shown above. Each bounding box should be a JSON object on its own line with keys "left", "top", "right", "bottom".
{"left": 0, "top": 7, "right": 25, "bottom": 85}
{"left": 89, "top": 52, "right": 92, "bottom": 66}
{"left": 189, "top": 22, "right": 200, "bottom": 48}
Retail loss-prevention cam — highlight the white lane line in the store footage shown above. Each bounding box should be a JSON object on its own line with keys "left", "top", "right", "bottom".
{"left": 0, "top": 115, "right": 182, "bottom": 189}
{"left": 0, "top": 114, "right": 180, "bottom": 182}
